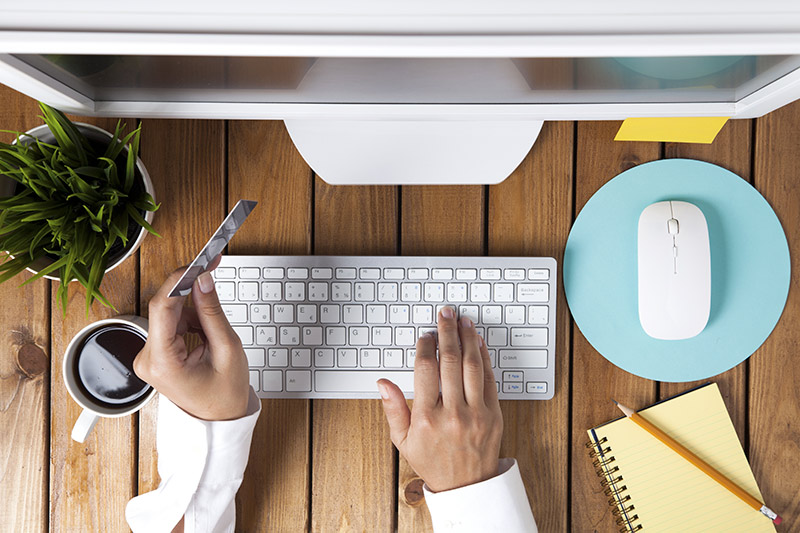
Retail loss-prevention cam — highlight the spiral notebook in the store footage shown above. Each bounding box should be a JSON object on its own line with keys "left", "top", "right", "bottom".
{"left": 586, "top": 383, "right": 776, "bottom": 533}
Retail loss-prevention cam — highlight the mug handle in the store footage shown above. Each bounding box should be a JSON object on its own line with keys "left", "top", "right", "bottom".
{"left": 71, "top": 409, "right": 100, "bottom": 443}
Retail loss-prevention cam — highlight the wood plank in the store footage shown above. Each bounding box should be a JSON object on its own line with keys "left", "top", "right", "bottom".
{"left": 397, "top": 184, "right": 484, "bottom": 532}
{"left": 312, "top": 181, "right": 398, "bottom": 532}
{"left": 0, "top": 87, "right": 50, "bottom": 533}
{"left": 227, "top": 120, "right": 313, "bottom": 531}
{"left": 49, "top": 114, "right": 139, "bottom": 531}
{"left": 488, "top": 121, "right": 573, "bottom": 532}
{"left": 750, "top": 100, "right": 800, "bottom": 531}
{"left": 570, "top": 122, "right": 660, "bottom": 532}
{"left": 137, "top": 119, "right": 225, "bottom": 497}
{"left": 662, "top": 119, "right": 753, "bottom": 445}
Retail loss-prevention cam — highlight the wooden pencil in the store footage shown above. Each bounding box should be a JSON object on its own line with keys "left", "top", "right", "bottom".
{"left": 613, "top": 399, "right": 782, "bottom": 525}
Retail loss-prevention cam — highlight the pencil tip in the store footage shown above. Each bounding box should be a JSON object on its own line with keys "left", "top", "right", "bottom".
{"left": 611, "top": 399, "right": 619, "bottom": 405}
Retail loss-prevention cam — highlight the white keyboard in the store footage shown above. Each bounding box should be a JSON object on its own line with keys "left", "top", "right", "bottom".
{"left": 214, "top": 256, "right": 557, "bottom": 400}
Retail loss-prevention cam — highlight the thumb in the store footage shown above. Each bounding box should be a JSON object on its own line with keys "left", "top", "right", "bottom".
{"left": 377, "top": 379, "right": 411, "bottom": 448}
{"left": 192, "top": 271, "right": 238, "bottom": 349}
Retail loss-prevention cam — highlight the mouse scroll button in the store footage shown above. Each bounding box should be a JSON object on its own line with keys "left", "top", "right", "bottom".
{"left": 667, "top": 218, "right": 679, "bottom": 235}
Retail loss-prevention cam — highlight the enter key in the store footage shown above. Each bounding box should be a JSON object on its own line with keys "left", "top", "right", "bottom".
{"left": 510, "top": 328, "right": 548, "bottom": 347}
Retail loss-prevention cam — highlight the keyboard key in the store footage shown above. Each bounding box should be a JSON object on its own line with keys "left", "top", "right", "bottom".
{"left": 303, "top": 326, "right": 323, "bottom": 345}
{"left": 359, "top": 268, "right": 381, "bottom": 280}
{"left": 505, "top": 305, "right": 525, "bottom": 324}
{"left": 273, "top": 304, "right": 294, "bottom": 323}
{"left": 280, "top": 326, "right": 300, "bottom": 345}
{"left": 315, "top": 371, "right": 414, "bottom": 393}
{"left": 214, "top": 267, "right": 236, "bottom": 279}
{"left": 401, "top": 283, "right": 422, "bottom": 302}
{"left": 360, "top": 349, "right": 380, "bottom": 367}
{"left": 291, "top": 349, "right": 311, "bottom": 368}
{"left": 517, "top": 283, "right": 549, "bottom": 303}
{"left": 233, "top": 326, "right": 254, "bottom": 345}
{"left": 262, "top": 370, "right": 282, "bottom": 391}
{"left": 503, "top": 382, "right": 523, "bottom": 393}
{"left": 480, "top": 268, "right": 501, "bottom": 280}
{"left": 489, "top": 349, "right": 497, "bottom": 368}
{"left": 395, "top": 327, "right": 416, "bottom": 346}
{"left": 459, "top": 305, "right": 480, "bottom": 324}
{"left": 482, "top": 305, "right": 502, "bottom": 325}
{"left": 239, "top": 267, "right": 261, "bottom": 279}
{"left": 285, "top": 282, "right": 305, "bottom": 301}
{"left": 499, "top": 349, "right": 547, "bottom": 368}
{"left": 408, "top": 268, "right": 428, "bottom": 280}
{"left": 424, "top": 283, "right": 444, "bottom": 302}
{"left": 406, "top": 349, "right": 417, "bottom": 367}
{"left": 331, "top": 282, "right": 352, "bottom": 301}
{"left": 343, "top": 305, "right": 363, "bottom": 324}
{"left": 412, "top": 305, "right": 433, "bottom": 324}
{"left": 447, "top": 283, "right": 468, "bottom": 302}
{"left": 433, "top": 268, "right": 453, "bottom": 280}
{"left": 216, "top": 282, "right": 235, "bottom": 301}
{"left": 378, "top": 282, "right": 399, "bottom": 302}
{"left": 222, "top": 304, "right": 247, "bottom": 323}
{"left": 337, "top": 348, "right": 357, "bottom": 367}
{"left": 268, "top": 348, "right": 289, "bottom": 368}
{"left": 286, "top": 370, "right": 312, "bottom": 392}
{"left": 528, "top": 305, "right": 549, "bottom": 325}
{"left": 372, "top": 327, "right": 392, "bottom": 346}
{"left": 528, "top": 269, "right": 550, "bottom": 280}
{"left": 470, "top": 283, "right": 491, "bottom": 303}
{"left": 366, "top": 304, "right": 387, "bottom": 324}
{"left": 456, "top": 268, "right": 477, "bottom": 280}
{"left": 287, "top": 267, "right": 308, "bottom": 279}
{"left": 319, "top": 304, "right": 340, "bottom": 324}
{"left": 261, "top": 282, "right": 282, "bottom": 301}
{"left": 510, "top": 328, "right": 548, "bottom": 347}
{"left": 312, "top": 267, "right": 333, "bottom": 279}
{"left": 297, "top": 304, "right": 317, "bottom": 323}
{"left": 504, "top": 269, "right": 526, "bottom": 280}
{"left": 494, "top": 283, "right": 514, "bottom": 303}
{"left": 384, "top": 268, "right": 405, "bottom": 280}
{"left": 326, "top": 326, "right": 346, "bottom": 345}
{"left": 250, "top": 304, "right": 271, "bottom": 323}
{"left": 238, "top": 282, "right": 259, "bottom": 301}
{"left": 315, "top": 348, "right": 334, "bottom": 367}
{"left": 256, "top": 326, "right": 277, "bottom": 346}
{"left": 389, "top": 305, "right": 410, "bottom": 324}
{"left": 487, "top": 327, "right": 508, "bottom": 346}
{"left": 354, "top": 282, "right": 375, "bottom": 302}
{"left": 503, "top": 371, "right": 524, "bottom": 382}
{"left": 262, "top": 267, "right": 284, "bottom": 279}
{"left": 349, "top": 327, "right": 369, "bottom": 346}
{"left": 384, "top": 349, "right": 404, "bottom": 368}
{"left": 335, "top": 268, "right": 356, "bottom": 279}
{"left": 527, "top": 382, "right": 548, "bottom": 393}
{"left": 245, "top": 348, "right": 266, "bottom": 367}
{"left": 249, "top": 370, "right": 260, "bottom": 392}
{"left": 308, "top": 282, "right": 329, "bottom": 301}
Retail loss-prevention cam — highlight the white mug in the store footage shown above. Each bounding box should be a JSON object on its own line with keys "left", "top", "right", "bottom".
{"left": 63, "top": 315, "right": 155, "bottom": 443}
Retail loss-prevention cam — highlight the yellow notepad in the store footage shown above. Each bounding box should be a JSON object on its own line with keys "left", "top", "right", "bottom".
{"left": 586, "top": 383, "right": 775, "bottom": 533}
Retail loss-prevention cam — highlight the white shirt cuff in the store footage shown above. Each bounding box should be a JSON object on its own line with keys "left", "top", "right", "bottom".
{"left": 423, "top": 458, "right": 538, "bottom": 533}
{"left": 126, "top": 388, "right": 261, "bottom": 533}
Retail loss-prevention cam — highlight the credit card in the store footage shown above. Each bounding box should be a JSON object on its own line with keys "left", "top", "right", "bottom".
{"left": 168, "top": 199, "right": 258, "bottom": 297}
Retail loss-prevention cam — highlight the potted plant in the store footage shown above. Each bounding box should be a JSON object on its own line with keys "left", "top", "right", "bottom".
{"left": 0, "top": 103, "right": 159, "bottom": 314}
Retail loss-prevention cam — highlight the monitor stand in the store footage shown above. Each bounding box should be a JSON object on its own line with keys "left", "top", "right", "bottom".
{"left": 284, "top": 118, "right": 543, "bottom": 185}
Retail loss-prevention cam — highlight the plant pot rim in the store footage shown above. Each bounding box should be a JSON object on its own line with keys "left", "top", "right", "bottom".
{"left": 8, "top": 122, "right": 155, "bottom": 282}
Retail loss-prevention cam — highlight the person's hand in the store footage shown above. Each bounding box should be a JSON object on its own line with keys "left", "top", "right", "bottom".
{"left": 377, "top": 308, "right": 503, "bottom": 492}
{"left": 134, "top": 259, "right": 250, "bottom": 421}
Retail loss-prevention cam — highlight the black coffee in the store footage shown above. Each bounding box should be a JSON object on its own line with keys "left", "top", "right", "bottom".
{"left": 75, "top": 325, "right": 150, "bottom": 409}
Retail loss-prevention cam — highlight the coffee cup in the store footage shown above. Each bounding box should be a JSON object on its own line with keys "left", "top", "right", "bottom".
{"left": 63, "top": 315, "right": 154, "bottom": 443}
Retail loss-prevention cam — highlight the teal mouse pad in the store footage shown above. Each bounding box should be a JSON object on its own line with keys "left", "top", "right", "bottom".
{"left": 564, "top": 159, "right": 790, "bottom": 382}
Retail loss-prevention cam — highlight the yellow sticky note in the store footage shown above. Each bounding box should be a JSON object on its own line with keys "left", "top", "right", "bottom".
{"left": 615, "top": 117, "right": 730, "bottom": 144}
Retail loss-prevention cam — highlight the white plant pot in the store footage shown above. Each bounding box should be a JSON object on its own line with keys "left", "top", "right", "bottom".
{"left": 0, "top": 122, "right": 155, "bottom": 281}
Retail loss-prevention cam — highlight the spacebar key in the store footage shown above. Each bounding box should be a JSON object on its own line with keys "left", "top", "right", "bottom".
{"left": 315, "top": 371, "right": 414, "bottom": 393}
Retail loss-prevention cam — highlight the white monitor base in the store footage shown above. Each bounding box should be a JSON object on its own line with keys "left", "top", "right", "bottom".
{"left": 284, "top": 119, "right": 543, "bottom": 185}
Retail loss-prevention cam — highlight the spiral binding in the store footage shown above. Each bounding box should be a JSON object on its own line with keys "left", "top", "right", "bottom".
{"left": 586, "top": 436, "right": 643, "bottom": 532}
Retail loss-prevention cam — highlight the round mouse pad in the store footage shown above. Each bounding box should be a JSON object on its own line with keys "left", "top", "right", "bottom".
{"left": 564, "top": 158, "right": 790, "bottom": 382}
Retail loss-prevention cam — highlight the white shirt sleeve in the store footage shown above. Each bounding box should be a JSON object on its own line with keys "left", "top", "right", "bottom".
{"left": 125, "top": 388, "right": 261, "bottom": 533}
{"left": 424, "top": 458, "right": 538, "bottom": 533}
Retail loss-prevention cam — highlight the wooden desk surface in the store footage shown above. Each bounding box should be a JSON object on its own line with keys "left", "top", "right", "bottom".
{"left": 1, "top": 84, "right": 798, "bottom": 532}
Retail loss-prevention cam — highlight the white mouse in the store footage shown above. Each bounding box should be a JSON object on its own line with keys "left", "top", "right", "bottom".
{"left": 638, "top": 200, "right": 710, "bottom": 340}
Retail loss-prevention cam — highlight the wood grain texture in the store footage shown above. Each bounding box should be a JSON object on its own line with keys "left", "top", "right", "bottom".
{"left": 489, "top": 121, "right": 573, "bottom": 532}
{"left": 0, "top": 87, "right": 50, "bottom": 533}
{"left": 662, "top": 118, "right": 753, "bottom": 446}
{"left": 750, "top": 100, "right": 800, "bottom": 532}
{"left": 227, "top": 120, "right": 313, "bottom": 532}
{"left": 398, "top": 185, "right": 484, "bottom": 532}
{"left": 570, "top": 122, "right": 660, "bottom": 532}
{"left": 312, "top": 181, "right": 398, "bottom": 532}
{"left": 137, "top": 119, "right": 226, "bottom": 496}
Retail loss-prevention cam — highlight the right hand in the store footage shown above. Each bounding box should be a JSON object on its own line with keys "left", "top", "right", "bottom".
{"left": 377, "top": 308, "right": 504, "bottom": 492}
{"left": 133, "top": 261, "right": 250, "bottom": 421}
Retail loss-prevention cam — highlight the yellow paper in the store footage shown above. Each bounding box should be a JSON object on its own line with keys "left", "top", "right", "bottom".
{"left": 588, "top": 384, "right": 775, "bottom": 533}
{"left": 615, "top": 117, "right": 730, "bottom": 144}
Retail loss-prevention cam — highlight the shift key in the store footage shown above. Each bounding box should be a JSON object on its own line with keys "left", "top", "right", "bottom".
{"left": 499, "top": 349, "right": 548, "bottom": 368}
